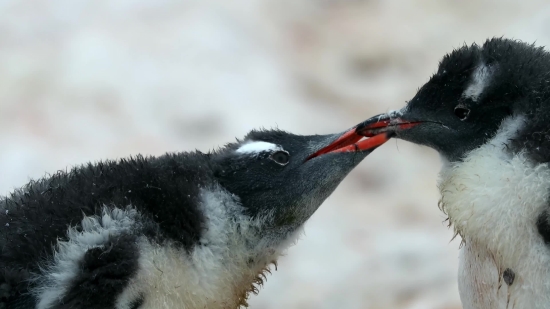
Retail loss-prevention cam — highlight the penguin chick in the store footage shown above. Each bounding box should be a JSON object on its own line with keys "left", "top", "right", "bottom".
{"left": 357, "top": 38, "right": 550, "bottom": 309}
{"left": 0, "top": 126, "right": 386, "bottom": 309}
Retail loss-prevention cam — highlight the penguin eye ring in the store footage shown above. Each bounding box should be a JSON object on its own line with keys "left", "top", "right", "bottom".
{"left": 270, "top": 151, "right": 290, "bottom": 166}
{"left": 454, "top": 105, "right": 470, "bottom": 121}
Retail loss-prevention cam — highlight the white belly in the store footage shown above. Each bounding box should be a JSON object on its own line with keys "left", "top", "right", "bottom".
{"left": 438, "top": 117, "right": 550, "bottom": 309}
{"left": 459, "top": 240, "right": 509, "bottom": 309}
{"left": 458, "top": 239, "right": 550, "bottom": 309}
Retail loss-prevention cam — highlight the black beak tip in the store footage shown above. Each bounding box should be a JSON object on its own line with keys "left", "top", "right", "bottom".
{"left": 355, "top": 112, "right": 420, "bottom": 137}
{"left": 356, "top": 113, "right": 391, "bottom": 130}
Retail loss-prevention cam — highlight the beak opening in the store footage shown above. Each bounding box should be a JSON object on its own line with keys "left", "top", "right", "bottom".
{"left": 355, "top": 113, "right": 421, "bottom": 137}
{"left": 305, "top": 128, "right": 391, "bottom": 161}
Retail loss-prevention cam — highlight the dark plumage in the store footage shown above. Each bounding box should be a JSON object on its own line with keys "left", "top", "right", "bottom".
{"left": 1, "top": 154, "right": 209, "bottom": 308}
{"left": 356, "top": 38, "right": 550, "bottom": 308}
{"left": 0, "top": 127, "right": 383, "bottom": 309}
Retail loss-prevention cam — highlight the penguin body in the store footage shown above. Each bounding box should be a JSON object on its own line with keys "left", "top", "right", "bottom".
{"left": 440, "top": 116, "right": 550, "bottom": 308}
{"left": 1, "top": 128, "right": 384, "bottom": 309}
{"left": 356, "top": 38, "right": 550, "bottom": 308}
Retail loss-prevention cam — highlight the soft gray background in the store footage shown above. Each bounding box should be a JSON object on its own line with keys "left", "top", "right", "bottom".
{"left": 2, "top": 1, "right": 550, "bottom": 308}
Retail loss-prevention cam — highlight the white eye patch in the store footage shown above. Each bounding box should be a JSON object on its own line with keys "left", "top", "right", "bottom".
{"left": 462, "top": 64, "right": 493, "bottom": 102}
{"left": 236, "top": 141, "right": 283, "bottom": 154}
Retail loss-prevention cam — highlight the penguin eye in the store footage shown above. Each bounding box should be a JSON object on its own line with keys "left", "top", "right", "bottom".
{"left": 454, "top": 106, "right": 470, "bottom": 121}
{"left": 270, "top": 151, "right": 290, "bottom": 166}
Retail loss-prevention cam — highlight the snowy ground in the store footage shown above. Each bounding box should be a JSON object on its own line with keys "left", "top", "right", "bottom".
{"left": 2, "top": 1, "right": 550, "bottom": 308}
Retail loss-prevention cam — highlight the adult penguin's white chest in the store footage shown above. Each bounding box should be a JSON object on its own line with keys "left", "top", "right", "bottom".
{"left": 437, "top": 117, "right": 550, "bottom": 309}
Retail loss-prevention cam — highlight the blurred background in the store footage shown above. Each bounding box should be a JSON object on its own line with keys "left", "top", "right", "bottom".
{"left": 1, "top": 1, "right": 550, "bottom": 308}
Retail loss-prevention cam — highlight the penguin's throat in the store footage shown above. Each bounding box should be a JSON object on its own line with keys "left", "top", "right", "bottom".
{"left": 437, "top": 116, "right": 533, "bottom": 247}
{"left": 437, "top": 121, "right": 550, "bottom": 264}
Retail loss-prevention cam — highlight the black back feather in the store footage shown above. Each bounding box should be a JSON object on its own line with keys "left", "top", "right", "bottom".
{"left": 0, "top": 151, "right": 214, "bottom": 306}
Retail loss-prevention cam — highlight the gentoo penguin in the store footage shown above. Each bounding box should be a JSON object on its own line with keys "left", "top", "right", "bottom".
{"left": 353, "top": 38, "right": 550, "bottom": 308}
{"left": 0, "top": 126, "right": 386, "bottom": 309}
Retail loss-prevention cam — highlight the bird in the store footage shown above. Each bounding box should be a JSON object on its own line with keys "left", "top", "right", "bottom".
{"left": 0, "top": 125, "right": 387, "bottom": 309}
{"left": 352, "top": 37, "right": 550, "bottom": 309}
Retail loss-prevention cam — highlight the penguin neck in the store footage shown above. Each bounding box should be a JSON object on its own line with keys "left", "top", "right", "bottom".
{"left": 437, "top": 115, "right": 541, "bottom": 251}
{"left": 189, "top": 187, "right": 296, "bottom": 307}
{"left": 192, "top": 187, "right": 285, "bottom": 305}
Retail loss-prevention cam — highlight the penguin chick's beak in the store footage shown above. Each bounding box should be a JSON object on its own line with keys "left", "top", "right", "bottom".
{"left": 306, "top": 130, "right": 390, "bottom": 161}
{"left": 354, "top": 113, "right": 421, "bottom": 137}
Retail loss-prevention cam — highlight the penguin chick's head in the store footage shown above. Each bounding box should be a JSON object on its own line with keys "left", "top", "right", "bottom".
{"left": 355, "top": 38, "right": 550, "bottom": 162}
{"left": 213, "top": 127, "right": 388, "bottom": 232}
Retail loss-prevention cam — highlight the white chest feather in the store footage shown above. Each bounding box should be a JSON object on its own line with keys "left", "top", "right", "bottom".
{"left": 32, "top": 187, "right": 290, "bottom": 309}
{"left": 438, "top": 117, "right": 550, "bottom": 309}
{"left": 119, "top": 189, "right": 291, "bottom": 309}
